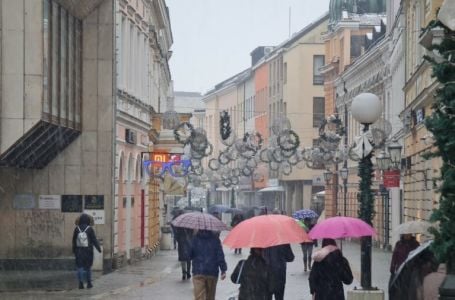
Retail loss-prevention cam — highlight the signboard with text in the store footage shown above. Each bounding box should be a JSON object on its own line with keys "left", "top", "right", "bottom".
{"left": 383, "top": 170, "right": 400, "bottom": 188}
{"left": 61, "top": 195, "right": 83, "bottom": 212}
{"left": 84, "top": 209, "right": 105, "bottom": 225}
{"left": 39, "top": 195, "right": 61, "bottom": 209}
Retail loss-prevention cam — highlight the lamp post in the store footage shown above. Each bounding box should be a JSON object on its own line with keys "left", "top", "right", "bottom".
{"left": 351, "top": 93, "right": 382, "bottom": 290}
{"left": 340, "top": 167, "right": 349, "bottom": 217}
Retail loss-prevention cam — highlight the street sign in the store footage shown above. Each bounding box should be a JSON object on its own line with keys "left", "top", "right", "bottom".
{"left": 383, "top": 170, "right": 400, "bottom": 188}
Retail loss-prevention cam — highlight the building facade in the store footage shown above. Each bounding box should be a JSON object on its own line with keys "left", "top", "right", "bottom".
{"left": 0, "top": 0, "right": 173, "bottom": 271}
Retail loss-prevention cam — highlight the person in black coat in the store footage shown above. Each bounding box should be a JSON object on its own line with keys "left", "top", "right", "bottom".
{"left": 309, "top": 238, "right": 353, "bottom": 300}
{"left": 72, "top": 213, "right": 101, "bottom": 289}
{"left": 230, "top": 214, "right": 244, "bottom": 254}
{"left": 231, "top": 248, "right": 273, "bottom": 300}
{"left": 174, "top": 226, "right": 193, "bottom": 280}
{"left": 263, "top": 244, "right": 295, "bottom": 300}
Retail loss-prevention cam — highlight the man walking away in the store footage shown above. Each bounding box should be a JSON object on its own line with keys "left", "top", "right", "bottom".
{"left": 230, "top": 214, "right": 244, "bottom": 254}
{"left": 301, "top": 218, "right": 315, "bottom": 272}
{"left": 175, "top": 226, "right": 193, "bottom": 280}
{"left": 263, "top": 244, "right": 295, "bottom": 300}
{"left": 190, "top": 230, "right": 227, "bottom": 300}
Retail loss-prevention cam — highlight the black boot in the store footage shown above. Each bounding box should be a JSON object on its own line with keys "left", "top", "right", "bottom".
{"left": 186, "top": 272, "right": 191, "bottom": 280}
{"left": 79, "top": 282, "right": 84, "bottom": 289}
{"left": 87, "top": 282, "right": 93, "bottom": 289}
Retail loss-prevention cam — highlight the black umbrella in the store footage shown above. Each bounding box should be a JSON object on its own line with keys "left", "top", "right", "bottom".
{"left": 389, "top": 240, "right": 438, "bottom": 300}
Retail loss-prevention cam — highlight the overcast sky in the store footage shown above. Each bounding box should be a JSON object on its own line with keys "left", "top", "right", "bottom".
{"left": 167, "top": 0, "right": 330, "bottom": 94}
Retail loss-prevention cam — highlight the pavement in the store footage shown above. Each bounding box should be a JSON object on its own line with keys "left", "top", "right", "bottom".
{"left": 0, "top": 235, "right": 392, "bottom": 300}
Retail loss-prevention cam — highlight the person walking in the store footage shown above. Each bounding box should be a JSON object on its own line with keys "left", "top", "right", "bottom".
{"left": 263, "top": 244, "right": 295, "bottom": 300}
{"left": 300, "top": 218, "right": 315, "bottom": 272}
{"left": 390, "top": 234, "right": 419, "bottom": 275}
{"left": 175, "top": 226, "right": 193, "bottom": 280}
{"left": 231, "top": 248, "right": 272, "bottom": 300}
{"left": 190, "top": 229, "right": 227, "bottom": 300}
{"left": 230, "top": 214, "right": 244, "bottom": 254}
{"left": 72, "top": 213, "right": 102, "bottom": 289}
{"left": 309, "top": 238, "right": 353, "bottom": 300}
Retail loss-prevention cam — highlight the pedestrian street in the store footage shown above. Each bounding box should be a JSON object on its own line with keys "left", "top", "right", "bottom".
{"left": 1, "top": 235, "right": 392, "bottom": 300}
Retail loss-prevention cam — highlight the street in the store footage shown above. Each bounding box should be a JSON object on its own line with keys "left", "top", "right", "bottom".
{"left": 0, "top": 236, "right": 392, "bottom": 300}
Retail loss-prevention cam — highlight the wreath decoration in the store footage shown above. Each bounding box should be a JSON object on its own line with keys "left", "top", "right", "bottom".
{"left": 278, "top": 130, "right": 300, "bottom": 152}
{"left": 174, "top": 122, "right": 194, "bottom": 145}
{"left": 220, "top": 110, "right": 232, "bottom": 140}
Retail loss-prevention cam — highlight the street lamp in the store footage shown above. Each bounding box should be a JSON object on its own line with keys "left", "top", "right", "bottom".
{"left": 339, "top": 167, "right": 349, "bottom": 217}
{"left": 351, "top": 92, "right": 382, "bottom": 290}
{"left": 376, "top": 150, "right": 391, "bottom": 171}
{"left": 323, "top": 169, "right": 333, "bottom": 182}
{"left": 388, "top": 140, "right": 403, "bottom": 169}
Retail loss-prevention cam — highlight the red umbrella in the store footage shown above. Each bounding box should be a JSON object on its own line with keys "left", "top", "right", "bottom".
{"left": 171, "top": 212, "right": 228, "bottom": 231}
{"left": 308, "top": 216, "right": 376, "bottom": 239}
{"left": 223, "top": 214, "right": 311, "bottom": 248}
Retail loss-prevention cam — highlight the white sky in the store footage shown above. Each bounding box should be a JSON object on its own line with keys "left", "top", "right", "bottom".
{"left": 167, "top": 0, "right": 330, "bottom": 94}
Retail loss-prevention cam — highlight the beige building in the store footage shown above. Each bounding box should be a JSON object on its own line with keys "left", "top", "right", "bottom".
{"left": 0, "top": 0, "right": 173, "bottom": 271}
{"left": 278, "top": 14, "right": 329, "bottom": 214}
{"left": 402, "top": 0, "right": 443, "bottom": 223}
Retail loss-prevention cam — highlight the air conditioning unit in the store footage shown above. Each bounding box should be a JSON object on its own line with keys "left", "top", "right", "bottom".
{"left": 125, "top": 129, "right": 136, "bottom": 144}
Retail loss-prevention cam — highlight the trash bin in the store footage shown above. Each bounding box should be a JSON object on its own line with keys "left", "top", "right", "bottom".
{"left": 160, "top": 226, "right": 172, "bottom": 250}
{"left": 93, "top": 238, "right": 103, "bottom": 271}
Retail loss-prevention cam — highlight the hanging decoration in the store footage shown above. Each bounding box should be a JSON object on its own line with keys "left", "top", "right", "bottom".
{"left": 220, "top": 110, "right": 232, "bottom": 140}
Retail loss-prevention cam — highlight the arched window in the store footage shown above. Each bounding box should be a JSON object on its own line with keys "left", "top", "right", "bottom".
{"left": 136, "top": 154, "right": 142, "bottom": 182}
{"left": 127, "top": 153, "right": 134, "bottom": 182}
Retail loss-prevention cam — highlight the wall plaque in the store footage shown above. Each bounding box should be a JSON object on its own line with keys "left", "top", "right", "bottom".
{"left": 13, "top": 194, "right": 36, "bottom": 209}
{"left": 39, "top": 195, "right": 61, "bottom": 209}
{"left": 61, "top": 195, "right": 83, "bottom": 212}
{"left": 84, "top": 195, "right": 104, "bottom": 210}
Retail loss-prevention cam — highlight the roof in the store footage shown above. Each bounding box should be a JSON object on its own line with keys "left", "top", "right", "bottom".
{"left": 203, "top": 68, "right": 252, "bottom": 99}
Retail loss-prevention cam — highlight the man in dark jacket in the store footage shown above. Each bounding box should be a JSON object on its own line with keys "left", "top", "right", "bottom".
{"left": 263, "top": 244, "right": 294, "bottom": 300}
{"left": 72, "top": 213, "right": 101, "bottom": 289}
{"left": 230, "top": 214, "right": 244, "bottom": 254}
{"left": 309, "top": 238, "right": 353, "bottom": 300}
{"left": 190, "top": 230, "right": 227, "bottom": 300}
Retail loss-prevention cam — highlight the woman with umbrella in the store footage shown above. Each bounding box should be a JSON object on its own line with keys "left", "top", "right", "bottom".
{"left": 293, "top": 209, "right": 318, "bottom": 272}
{"left": 390, "top": 234, "right": 419, "bottom": 275}
{"left": 309, "top": 238, "right": 353, "bottom": 300}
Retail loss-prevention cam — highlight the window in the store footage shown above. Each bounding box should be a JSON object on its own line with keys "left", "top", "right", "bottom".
{"left": 313, "top": 97, "right": 325, "bottom": 127}
{"left": 284, "top": 62, "right": 287, "bottom": 84}
{"left": 43, "top": 0, "right": 82, "bottom": 127}
{"left": 313, "top": 55, "right": 325, "bottom": 85}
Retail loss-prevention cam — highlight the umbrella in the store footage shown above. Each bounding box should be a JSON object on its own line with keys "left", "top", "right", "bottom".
{"left": 308, "top": 216, "right": 376, "bottom": 239}
{"left": 208, "top": 204, "right": 230, "bottom": 214}
{"left": 226, "top": 207, "right": 243, "bottom": 214}
{"left": 223, "top": 214, "right": 311, "bottom": 248}
{"left": 171, "top": 212, "right": 228, "bottom": 231}
{"left": 295, "top": 219, "right": 308, "bottom": 230}
{"left": 292, "top": 209, "right": 319, "bottom": 220}
{"left": 394, "top": 220, "right": 432, "bottom": 235}
{"left": 390, "top": 240, "right": 436, "bottom": 299}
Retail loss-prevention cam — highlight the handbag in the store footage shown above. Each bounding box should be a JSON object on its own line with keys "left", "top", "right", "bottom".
{"left": 235, "top": 260, "right": 246, "bottom": 284}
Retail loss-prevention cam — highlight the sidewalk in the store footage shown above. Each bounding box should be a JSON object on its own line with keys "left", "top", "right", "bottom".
{"left": 0, "top": 237, "right": 392, "bottom": 299}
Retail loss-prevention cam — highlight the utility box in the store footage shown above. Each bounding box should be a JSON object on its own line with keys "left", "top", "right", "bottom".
{"left": 92, "top": 239, "right": 103, "bottom": 271}
{"left": 160, "top": 226, "right": 172, "bottom": 250}
{"left": 347, "top": 289, "right": 384, "bottom": 300}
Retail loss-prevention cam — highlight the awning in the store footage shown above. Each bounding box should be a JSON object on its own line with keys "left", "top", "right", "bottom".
{"left": 216, "top": 187, "right": 230, "bottom": 192}
{"left": 258, "top": 186, "right": 285, "bottom": 192}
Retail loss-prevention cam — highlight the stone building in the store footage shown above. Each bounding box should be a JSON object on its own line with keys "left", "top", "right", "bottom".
{"left": 0, "top": 0, "right": 173, "bottom": 271}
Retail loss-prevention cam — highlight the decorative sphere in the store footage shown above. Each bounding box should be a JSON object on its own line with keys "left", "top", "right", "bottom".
{"left": 351, "top": 93, "right": 382, "bottom": 124}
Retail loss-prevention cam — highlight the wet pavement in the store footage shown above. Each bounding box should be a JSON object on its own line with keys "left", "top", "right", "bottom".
{"left": 0, "top": 235, "right": 392, "bottom": 299}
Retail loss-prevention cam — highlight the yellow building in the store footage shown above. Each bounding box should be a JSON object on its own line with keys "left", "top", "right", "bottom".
{"left": 402, "top": 0, "right": 443, "bottom": 222}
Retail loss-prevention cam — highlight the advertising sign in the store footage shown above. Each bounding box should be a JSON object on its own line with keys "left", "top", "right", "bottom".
{"left": 383, "top": 170, "right": 400, "bottom": 188}
{"left": 39, "top": 195, "right": 61, "bottom": 209}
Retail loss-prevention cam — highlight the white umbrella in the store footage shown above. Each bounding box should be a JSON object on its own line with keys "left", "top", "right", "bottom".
{"left": 394, "top": 220, "right": 432, "bottom": 235}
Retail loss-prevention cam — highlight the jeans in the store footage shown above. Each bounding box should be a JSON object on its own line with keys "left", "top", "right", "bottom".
{"left": 181, "top": 260, "right": 191, "bottom": 275}
{"left": 77, "top": 267, "right": 92, "bottom": 283}
{"left": 301, "top": 243, "right": 313, "bottom": 269}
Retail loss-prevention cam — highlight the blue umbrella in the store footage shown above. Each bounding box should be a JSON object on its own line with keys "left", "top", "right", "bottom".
{"left": 292, "top": 209, "right": 319, "bottom": 220}
{"left": 208, "top": 204, "right": 231, "bottom": 214}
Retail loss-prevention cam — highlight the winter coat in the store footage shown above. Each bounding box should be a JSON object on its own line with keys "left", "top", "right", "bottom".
{"left": 309, "top": 245, "right": 353, "bottom": 300}
{"left": 231, "top": 255, "right": 272, "bottom": 300}
{"left": 72, "top": 214, "right": 101, "bottom": 269}
{"left": 263, "top": 244, "right": 295, "bottom": 291}
{"left": 230, "top": 214, "right": 244, "bottom": 228}
{"left": 190, "top": 230, "right": 227, "bottom": 277}
{"left": 390, "top": 238, "right": 419, "bottom": 273}
{"left": 174, "top": 227, "right": 193, "bottom": 261}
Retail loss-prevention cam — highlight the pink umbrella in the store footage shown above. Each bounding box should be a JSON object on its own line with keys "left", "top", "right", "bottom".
{"left": 308, "top": 216, "right": 376, "bottom": 239}
{"left": 223, "top": 214, "right": 311, "bottom": 248}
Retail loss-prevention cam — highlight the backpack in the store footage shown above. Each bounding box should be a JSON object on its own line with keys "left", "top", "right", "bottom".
{"left": 76, "top": 226, "right": 89, "bottom": 247}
